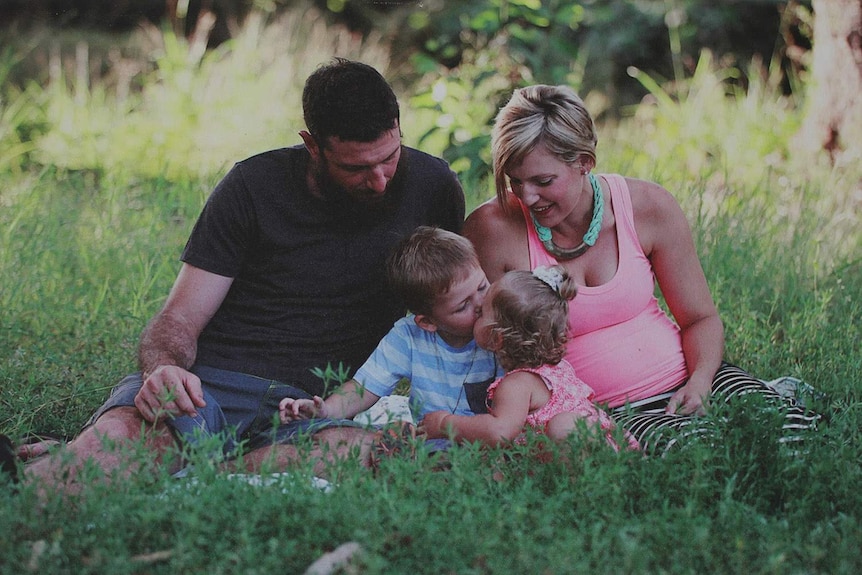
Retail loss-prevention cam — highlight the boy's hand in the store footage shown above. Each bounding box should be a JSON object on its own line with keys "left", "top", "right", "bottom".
{"left": 279, "top": 396, "right": 326, "bottom": 423}
{"left": 418, "top": 410, "right": 451, "bottom": 439}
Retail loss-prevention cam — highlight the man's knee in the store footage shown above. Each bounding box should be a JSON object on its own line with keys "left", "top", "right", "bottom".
{"left": 84, "top": 406, "right": 173, "bottom": 451}
{"left": 313, "top": 426, "right": 376, "bottom": 466}
{"left": 314, "top": 426, "right": 374, "bottom": 447}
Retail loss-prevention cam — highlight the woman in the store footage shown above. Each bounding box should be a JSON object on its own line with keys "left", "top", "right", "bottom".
{"left": 463, "top": 84, "right": 817, "bottom": 453}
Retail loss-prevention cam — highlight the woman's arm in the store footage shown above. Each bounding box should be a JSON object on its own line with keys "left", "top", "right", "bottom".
{"left": 629, "top": 178, "right": 724, "bottom": 415}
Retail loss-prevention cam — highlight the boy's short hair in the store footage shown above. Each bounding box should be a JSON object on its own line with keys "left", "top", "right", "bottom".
{"left": 387, "top": 226, "right": 480, "bottom": 315}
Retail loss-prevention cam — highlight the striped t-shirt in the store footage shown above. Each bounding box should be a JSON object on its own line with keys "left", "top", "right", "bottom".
{"left": 355, "top": 315, "right": 504, "bottom": 418}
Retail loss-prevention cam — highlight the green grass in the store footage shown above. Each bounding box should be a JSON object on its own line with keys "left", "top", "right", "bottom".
{"left": 2, "top": 9, "right": 862, "bottom": 574}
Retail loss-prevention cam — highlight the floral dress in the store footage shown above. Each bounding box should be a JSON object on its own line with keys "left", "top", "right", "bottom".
{"left": 487, "top": 359, "right": 639, "bottom": 451}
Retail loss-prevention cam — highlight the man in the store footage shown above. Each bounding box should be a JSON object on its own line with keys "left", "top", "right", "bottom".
{"left": 15, "top": 58, "right": 464, "bottom": 490}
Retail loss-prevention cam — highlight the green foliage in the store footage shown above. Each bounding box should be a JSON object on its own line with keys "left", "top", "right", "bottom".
{"left": 0, "top": 169, "right": 206, "bottom": 434}
{"left": 1, "top": 4, "right": 861, "bottom": 573}
{"left": 0, "top": 49, "right": 43, "bottom": 174}
{"left": 406, "top": 0, "right": 591, "bottom": 199}
{"left": 15, "top": 8, "right": 392, "bottom": 182}
{"left": 309, "top": 362, "right": 353, "bottom": 397}
{"left": 3, "top": 428, "right": 861, "bottom": 573}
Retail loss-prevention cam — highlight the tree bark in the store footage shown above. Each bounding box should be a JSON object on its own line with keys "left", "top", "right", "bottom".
{"left": 798, "top": 0, "right": 862, "bottom": 162}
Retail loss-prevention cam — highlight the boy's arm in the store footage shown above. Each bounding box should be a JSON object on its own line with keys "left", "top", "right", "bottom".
{"left": 280, "top": 396, "right": 323, "bottom": 422}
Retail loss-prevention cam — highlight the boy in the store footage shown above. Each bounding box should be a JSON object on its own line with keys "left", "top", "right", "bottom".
{"left": 280, "top": 227, "right": 504, "bottom": 426}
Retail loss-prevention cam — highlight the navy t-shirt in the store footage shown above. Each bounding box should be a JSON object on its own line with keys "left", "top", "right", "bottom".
{"left": 181, "top": 145, "right": 464, "bottom": 397}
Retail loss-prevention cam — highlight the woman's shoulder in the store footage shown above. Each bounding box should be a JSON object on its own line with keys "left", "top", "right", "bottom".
{"left": 616, "top": 176, "right": 688, "bottom": 232}
{"left": 619, "top": 176, "right": 680, "bottom": 212}
{"left": 463, "top": 196, "right": 529, "bottom": 280}
{"left": 465, "top": 196, "right": 518, "bottom": 227}
{"left": 617, "top": 176, "right": 693, "bottom": 255}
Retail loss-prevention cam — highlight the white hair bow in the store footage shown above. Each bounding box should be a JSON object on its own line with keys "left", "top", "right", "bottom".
{"left": 532, "top": 266, "right": 564, "bottom": 292}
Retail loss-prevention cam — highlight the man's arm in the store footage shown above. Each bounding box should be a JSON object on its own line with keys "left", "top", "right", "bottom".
{"left": 134, "top": 263, "right": 234, "bottom": 422}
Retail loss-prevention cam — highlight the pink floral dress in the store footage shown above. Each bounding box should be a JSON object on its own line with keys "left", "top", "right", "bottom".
{"left": 487, "top": 359, "right": 639, "bottom": 451}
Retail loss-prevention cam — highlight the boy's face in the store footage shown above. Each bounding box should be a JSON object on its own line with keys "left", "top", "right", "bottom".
{"left": 418, "top": 265, "right": 489, "bottom": 348}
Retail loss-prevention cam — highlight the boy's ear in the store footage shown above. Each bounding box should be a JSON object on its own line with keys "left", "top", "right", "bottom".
{"left": 414, "top": 314, "right": 438, "bottom": 333}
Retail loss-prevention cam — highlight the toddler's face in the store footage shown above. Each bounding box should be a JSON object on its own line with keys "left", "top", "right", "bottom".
{"left": 426, "top": 265, "right": 489, "bottom": 346}
{"left": 473, "top": 282, "right": 500, "bottom": 351}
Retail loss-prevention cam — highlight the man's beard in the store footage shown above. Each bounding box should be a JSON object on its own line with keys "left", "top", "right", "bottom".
{"left": 313, "top": 160, "right": 406, "bottom": 227}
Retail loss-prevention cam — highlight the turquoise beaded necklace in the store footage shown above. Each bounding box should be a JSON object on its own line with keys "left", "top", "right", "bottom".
{"left": 530, "top": 173, "right": 604, "bottom": 260}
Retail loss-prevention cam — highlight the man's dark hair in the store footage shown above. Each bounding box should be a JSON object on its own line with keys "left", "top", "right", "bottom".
{"left": 302, "top": 58, "right": 400, "bottom": 146}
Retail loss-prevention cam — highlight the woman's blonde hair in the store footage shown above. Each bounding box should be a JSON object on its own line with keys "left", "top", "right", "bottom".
{"left": 488, "top": 265, "right": 577, "bottom": 370}
{"left": 491, "top": 85, "right": 598, "bottom": 213}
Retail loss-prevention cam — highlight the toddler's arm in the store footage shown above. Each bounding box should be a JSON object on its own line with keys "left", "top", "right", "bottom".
{"left": 420, "top": 372, "right": 539, "bottom": 446}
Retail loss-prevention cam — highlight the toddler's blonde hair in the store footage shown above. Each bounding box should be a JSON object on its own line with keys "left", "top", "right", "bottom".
{"left": 489, "top": 265, "right": 577, "bottom": 370}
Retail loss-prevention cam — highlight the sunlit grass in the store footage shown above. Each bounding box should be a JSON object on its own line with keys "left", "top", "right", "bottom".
{"left": 1, "top": 7, "right": 861, "bottom": 574}
{"left": 29, "top": 9, "right": 391, "bottom": 180}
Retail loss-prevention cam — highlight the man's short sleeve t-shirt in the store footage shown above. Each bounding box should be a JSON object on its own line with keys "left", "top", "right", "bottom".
{"left": 181, "top": 145, "right": 465, "bottom": 396}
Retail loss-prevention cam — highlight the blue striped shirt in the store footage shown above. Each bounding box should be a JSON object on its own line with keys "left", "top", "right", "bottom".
{"left": 355, "top": 315, "right": 504, "bottom": 418}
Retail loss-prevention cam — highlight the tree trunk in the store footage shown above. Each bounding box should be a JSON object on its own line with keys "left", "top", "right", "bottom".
{"left": 797, "top": 0, "right": 862, "bottom": 162}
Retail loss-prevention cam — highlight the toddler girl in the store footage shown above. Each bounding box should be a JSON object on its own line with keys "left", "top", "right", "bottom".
{"left": 422, "top": 265, "right": 639, "bottom": 451}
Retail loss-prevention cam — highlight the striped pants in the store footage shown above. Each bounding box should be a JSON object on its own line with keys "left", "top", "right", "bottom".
{"left": 610, "top": 363, "right": 821, "bottom": 455}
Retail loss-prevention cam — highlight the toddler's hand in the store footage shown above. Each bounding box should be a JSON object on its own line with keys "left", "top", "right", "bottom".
{"left": 279, "top": 396, "right": 325, "bottom": 423}
{"left": 418, "top": 410, "right": 451, "bottom": 439}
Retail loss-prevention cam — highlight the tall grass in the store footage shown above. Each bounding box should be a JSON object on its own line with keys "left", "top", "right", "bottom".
{"left": 609, "top": 51, "right": 861, "bottom": 387}
{"left": 1, "top": 8, "right": 861, "bottom": 574}
{"left": 21, "top": 9, "right": 391, "bottom": 181}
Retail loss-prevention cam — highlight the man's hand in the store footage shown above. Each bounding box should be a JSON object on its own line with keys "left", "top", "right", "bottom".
{"left": 135, "top": 365, "right": 206, "bottom": 423}
{"left": 279, "top": 396, "right": 326, "bottom": 423}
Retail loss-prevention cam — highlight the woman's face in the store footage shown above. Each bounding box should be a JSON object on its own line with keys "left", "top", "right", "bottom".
{"left": 505, "top": 145, "right": 583, "bottom": 229}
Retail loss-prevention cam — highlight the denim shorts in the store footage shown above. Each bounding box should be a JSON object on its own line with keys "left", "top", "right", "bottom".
{"left": 85, "top": 365, "right": 362, "bottom": 457}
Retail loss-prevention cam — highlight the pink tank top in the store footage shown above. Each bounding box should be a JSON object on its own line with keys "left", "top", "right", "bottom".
{"left": 520, "top": 174, "right": 688, "bottom": 407}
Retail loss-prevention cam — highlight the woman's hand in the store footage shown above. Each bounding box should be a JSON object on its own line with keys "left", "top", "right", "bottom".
{"left": 279, "top": 396, "right": 326, "bottom": 423}
{"left": 665, "top": 373, "right": 712, "bottom": 415}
